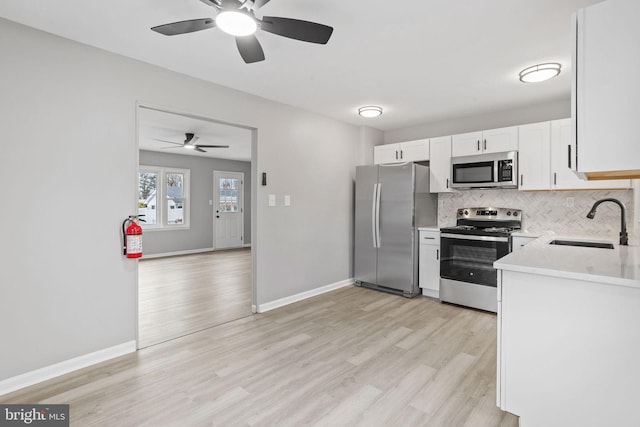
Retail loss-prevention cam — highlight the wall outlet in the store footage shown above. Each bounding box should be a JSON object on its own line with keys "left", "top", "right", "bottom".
{"left": 284, "top": 195, "right": 291, "bottom": 206}
{"left": 566, "top": 197, "right": 575, "bottom": 208}
{"left": 268, "top": 194, "right": 276, "bottom": 207}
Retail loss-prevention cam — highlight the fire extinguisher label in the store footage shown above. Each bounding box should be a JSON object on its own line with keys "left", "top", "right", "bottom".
{"left": 127, "top": 234, "right": 142, "bottom": 256}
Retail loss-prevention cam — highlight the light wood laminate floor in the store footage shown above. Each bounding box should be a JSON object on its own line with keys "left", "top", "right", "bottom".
{"left": 2, "top": 286, "right": 518, "bottom": 426}
{"left": 138, "top": 249, "right": 252, "bottom": 348}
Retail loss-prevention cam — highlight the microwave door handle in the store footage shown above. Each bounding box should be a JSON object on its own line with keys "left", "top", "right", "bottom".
{"left": 494, "top": 161, "right": 499, "bottom": 183}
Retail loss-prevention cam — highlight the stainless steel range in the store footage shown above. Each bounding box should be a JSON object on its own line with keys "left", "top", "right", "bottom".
{"left": 439, "top": 207, "right": 522, "bottom": 312}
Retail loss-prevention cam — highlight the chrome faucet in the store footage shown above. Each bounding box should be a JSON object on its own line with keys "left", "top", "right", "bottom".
{"left": 586, "top": 198, "right": 628, "bottom": 245}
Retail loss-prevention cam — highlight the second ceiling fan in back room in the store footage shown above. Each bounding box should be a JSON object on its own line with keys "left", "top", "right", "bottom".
{"left": 154, "top": 133, "right": 229, "bottom": 153}
{"left": 151, "top": 0, "right": 334, "bottom": 63}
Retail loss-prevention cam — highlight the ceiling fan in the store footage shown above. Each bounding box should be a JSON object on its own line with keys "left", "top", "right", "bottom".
{"left": 151, "top": 0, "right": 334, "bottom": 63}
{"left": 153, "top": 133, "right": 229, "bottom": 153}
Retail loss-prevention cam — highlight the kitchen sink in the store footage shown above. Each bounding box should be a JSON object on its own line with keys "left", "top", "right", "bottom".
{"left": 548, "top": 239, "right": 614, "bottom": 249}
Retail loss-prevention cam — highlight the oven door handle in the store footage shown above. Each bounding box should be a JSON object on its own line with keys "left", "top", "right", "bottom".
{"left": 441, "top": 233, "right": 509, "bottom": 243}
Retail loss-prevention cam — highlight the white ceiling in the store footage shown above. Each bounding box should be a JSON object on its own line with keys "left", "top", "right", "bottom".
{"left": 0, "top": 0, "right": 602, "bottom": 132}
{"left": 138, "top": 107, "right": 252, "bottom": 161}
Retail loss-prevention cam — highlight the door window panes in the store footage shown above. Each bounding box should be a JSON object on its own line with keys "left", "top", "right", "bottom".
{"left": 138, "top": 172, "right": 158, "bottom": 225}
{"left": 219, "top": 178, "right": 239, "bottom": 212}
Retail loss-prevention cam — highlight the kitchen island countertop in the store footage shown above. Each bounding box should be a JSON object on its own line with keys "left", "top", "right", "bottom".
{"left": 494, "top": 234, "right": 640, "bottom": 289}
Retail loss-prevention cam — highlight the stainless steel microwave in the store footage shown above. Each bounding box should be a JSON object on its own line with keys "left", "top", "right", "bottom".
{"left": 451, "top": 151, "right": 518, "bottom": 189}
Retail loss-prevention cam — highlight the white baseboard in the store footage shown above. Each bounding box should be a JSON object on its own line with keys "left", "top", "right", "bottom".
{"left": 243, "top": 243, "right": 252, "bottom": 248}
{"left": 257, "top": 278, "right": 354, "bottom": 313}
{"left": 142, "top": 247, "right": 214, "bottom": 259}
{"left": 0, "top": 341, "right": 136, "bottom": 396}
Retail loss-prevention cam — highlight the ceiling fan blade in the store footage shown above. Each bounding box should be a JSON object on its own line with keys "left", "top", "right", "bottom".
{"left": 151, "top": 18, "right": 215, "bottom": 36}
{"left": 195, "top": 144, "right": 230, "bottom": 148}
{"left": 260, "top": 16, "right": 333, "bottom": 44}
{"left": 253, "top": 0, "right": 272, "bottom": 9}
{"left": 152, "top": 138, "right": 183, "bottom": 146}
{"left": 159, "top": 146, "right": 184, "bottom": 150}
{"left": 194, "top": 147, "right": 207, "bottom": 153}
{"left": 235, "top": 35, "right": 265, "bottom": 63}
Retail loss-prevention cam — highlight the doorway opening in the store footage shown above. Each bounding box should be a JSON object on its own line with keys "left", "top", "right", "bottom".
{"left": 136, "top": 104, "right": 256, "bottom": 348}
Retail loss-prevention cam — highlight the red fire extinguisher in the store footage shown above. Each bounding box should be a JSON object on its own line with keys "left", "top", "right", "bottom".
{"left": 122, "top": 215, "right": 144, "bottom": 258}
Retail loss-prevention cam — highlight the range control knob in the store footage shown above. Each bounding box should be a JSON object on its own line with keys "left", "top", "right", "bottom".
{"left": 464, "top": 210, "right": 469, "bottom": 216}
{"left": 507, "top": 211, "right": 512, "bottom": 216}
{"left": 513, "top": 211, "right": 519, "bottom": 217}
{"left": 458, "top": 210, "right": 464, "bottom": 216}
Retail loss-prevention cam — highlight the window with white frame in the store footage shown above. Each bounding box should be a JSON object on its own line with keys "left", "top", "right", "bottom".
{"left": 138, "top": 166, "right": 190, "bottom": 229}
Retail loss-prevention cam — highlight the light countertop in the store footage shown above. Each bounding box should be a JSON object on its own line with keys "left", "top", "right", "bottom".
{"left": 417, "top": 226, "right": 439, "bottom": 232}
{"left": 495, "top": 235, "right": 640, "bottom": 289}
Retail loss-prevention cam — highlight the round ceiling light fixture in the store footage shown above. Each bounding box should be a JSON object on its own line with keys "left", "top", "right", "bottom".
{"left": 358, "top": 106, "right": 383, "bottom": 118}
{"left": 519, "top": 63, "right": 562, "bottom": 83}
{"left": 215, "top": 11, "right": 257, "bottom": 37}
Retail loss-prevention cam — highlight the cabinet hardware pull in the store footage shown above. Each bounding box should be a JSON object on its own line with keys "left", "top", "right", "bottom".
{"left": 477, "top": 140, "right": 480, "bottom": 151}
{"left": 446, "top": 178, "right": 449, "bottom": 188}
{"left": 395, "top": 150, "right": 398, "bottom": 160}
{"left": 436, "top": 249, "right": 439, "bottom": 260}
{"left": 554, "top": 172, "right": 557, "bottom": 185}
{"left": 400, "top": 150, "right": 403, "bottom": 159}
{"left": 484, "top": 139, "right": 487, "bottom": 150}
{"left": 520, "top": 174, "right": 523, "bottom": 186}
{"left": 423, "top": 237, "right": 435, "bottom": 240}
{"left": 567, "top": 145, "right": 572, "bottom": 169}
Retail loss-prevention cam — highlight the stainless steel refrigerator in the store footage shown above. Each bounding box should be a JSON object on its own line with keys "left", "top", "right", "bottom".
{"left": 354, "top": 163, "right": 437, "bottom": 297}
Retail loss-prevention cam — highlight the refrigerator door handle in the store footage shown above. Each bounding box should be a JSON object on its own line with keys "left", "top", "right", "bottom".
{"left": 375, "top": 183, "right": 382, "bottom": 248}
{"left": 371, "top": 183, "right": 379, "bottom": 248}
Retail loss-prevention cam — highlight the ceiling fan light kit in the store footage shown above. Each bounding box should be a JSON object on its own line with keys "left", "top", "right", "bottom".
{"left": 215, "top": 11, "right": 257, "bottom": 36}
{"left": 519, "top": 62, "right": 562, "bottom": 83}
{"left": 151, "top": 0, "right": 334, "bottom": 63}
{"left": 358, "top": 106, "right": 383, "bottom": 118}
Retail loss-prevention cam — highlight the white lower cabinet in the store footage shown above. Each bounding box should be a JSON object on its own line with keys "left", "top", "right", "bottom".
{"left": 511, "top": 235, "right": 536, "bottom": 252}
{"left": 419, "top": 230, "right": 440, "bottom": 298}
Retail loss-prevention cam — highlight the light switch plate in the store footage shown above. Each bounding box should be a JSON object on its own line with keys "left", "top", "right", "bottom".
{"left": 268, "top": 194, "right": 276, "bottom": 207}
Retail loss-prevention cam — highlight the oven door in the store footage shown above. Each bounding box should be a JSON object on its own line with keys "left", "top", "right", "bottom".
{"left": 440, "top": 233, "right": 511, "bottom": 287}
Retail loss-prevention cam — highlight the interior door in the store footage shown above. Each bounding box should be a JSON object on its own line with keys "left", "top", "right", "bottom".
{"left": 214, "top": 171, "right": 244, "bottom": 249}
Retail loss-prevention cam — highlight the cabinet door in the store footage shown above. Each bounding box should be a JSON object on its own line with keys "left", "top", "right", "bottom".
{"left": 419, "top": 245, "right": 440, "bottom": 298}
{"left": 482, "top": 126, "right": 518, "bottom": 154}
{"left": 573, "top": 1, "right": 640, "bottom": 175}
{"left": 551, "top": 119, "right": 631, "bottom": 189}
{"left": 512, "top": 236, "right": 536, "bottom": 252}
{"left": 399, "top": 139, "right": 429, "bottom": 162}
{"left": 373, "top": 144, "right": 400, "bottom": 164}
{"left": 451, "top": 131, "right": 483, "bottom": 157}
{"left": 518, "top": 122, "right": 551, "bottom": 191}
{"left": 429, "top": 136, "right": 454, "bottom": 193}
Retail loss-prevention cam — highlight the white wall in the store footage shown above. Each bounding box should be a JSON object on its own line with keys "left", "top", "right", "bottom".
{"left": 384, "top": 98, "right": 570, "bottom": 143}
{"left": 0, "top": 18, "right": 376, "bottom": 384}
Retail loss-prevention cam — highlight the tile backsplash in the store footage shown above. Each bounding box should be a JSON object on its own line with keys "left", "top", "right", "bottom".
{"left": 438, "top": 189, "right": 635, "bottom": 241}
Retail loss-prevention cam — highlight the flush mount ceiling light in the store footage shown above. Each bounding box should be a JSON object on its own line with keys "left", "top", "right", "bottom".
{"left": 519, "top": 63, "right": 562, "bottom": 83}
{"left": 358, "top": 106, "right": 383, "bottom": 118}
{"left": 215, "top": 11, "right": 257, "bottom": 37}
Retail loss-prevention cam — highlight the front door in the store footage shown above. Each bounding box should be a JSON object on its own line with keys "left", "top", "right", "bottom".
{"left": 213, "top": 171, "right": 244, "bottom": 249}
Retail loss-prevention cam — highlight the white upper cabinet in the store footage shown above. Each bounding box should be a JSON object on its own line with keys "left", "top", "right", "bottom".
{"left": 429, "top": 136, "right": 454, "bottom": 193}
{"left": 551, "top": 119, "right": 630, "bottom": 190}
{"left": 374, "top": 139, "right": 429, "bottom": 164}
{"left": 572, "top": 0, "right": 640, "bottom": 178}
{"left": 451, "top": 126, "right": 518, "bottom": 157}
{"left": 518, "top": 122, "right": 551, "bottom": 191}
{"left": 517, "top": 119, "right": 631, "bottom": 191}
